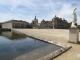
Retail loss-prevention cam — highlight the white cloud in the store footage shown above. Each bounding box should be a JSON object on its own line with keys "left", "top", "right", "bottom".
{"left": 0, "top": 0, "right": 80, "bottom": 24}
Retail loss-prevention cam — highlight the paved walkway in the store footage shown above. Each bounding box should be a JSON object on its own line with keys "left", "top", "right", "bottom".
{"left": 13, "top": 29, "right": 80, "bottom": 60}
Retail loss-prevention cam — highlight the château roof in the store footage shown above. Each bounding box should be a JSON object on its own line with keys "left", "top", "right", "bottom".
{"left": 2, "top": 20, "right": 28, "bottom": 24}
{"left": 52, "top": 15, "right": 67, "bottom": 23}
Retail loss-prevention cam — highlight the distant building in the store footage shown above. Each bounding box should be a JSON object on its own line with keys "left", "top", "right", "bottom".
{"left": 33, "top": 15, "right": 68, "bottom": 29}
{"left": 2, "top": 15, "right": 68, "bottom": 29}
{"left": 39, "top": 19, "right": 53, "bottom": 29}
{"left": 2, "top": 20, "right": 30, "bottom": 29}
{"left": 52, "top": 15, "right": 68, "bottom": 29}
{"left": 31, "top": 16, "right": 39, "bottom": 29}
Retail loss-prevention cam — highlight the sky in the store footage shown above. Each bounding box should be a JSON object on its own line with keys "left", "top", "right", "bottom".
{"left": 0, "top": 0, "right": 80, "bottom": 24}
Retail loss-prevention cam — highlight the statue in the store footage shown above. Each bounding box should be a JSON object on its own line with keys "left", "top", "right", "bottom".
{"left": 71, "top": 8, "right": 77, "bottom": 28}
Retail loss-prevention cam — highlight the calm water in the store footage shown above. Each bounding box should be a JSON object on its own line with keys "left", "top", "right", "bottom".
{"left": 0, "top": 31, "right": 61, "bottom": 60}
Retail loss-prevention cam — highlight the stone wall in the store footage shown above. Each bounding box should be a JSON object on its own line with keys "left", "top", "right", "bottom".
{"left": 2, "top": 22, "right": 12, "bottom": 29}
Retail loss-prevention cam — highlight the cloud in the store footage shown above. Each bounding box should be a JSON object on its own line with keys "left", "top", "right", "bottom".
{"left": 0, "top": 0, "right": 80, "bottom": 24}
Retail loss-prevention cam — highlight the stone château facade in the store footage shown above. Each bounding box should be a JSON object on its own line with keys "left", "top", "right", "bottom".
{"left": 2, "top": 20, "right": 30, "bottom": 29}
{"left": 31, "top": 16, "right": 39, "bottom": 29}
{"left": 39, "top": 19, "right": 53, "bottom": 29}
{"left": 31, "top": 15, "right": 68, "bottom": 29}
{"left": 1, "top": 15, "right": 68, "bottom": 29}
{"left": 52, "top": 15, "right": 68, "bottom": 29}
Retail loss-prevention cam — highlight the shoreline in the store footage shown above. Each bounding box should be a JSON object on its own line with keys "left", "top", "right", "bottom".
{"left": 12, "top": 29, "right": 71, "bottom": 60}
{"left": 12, "top": 29, "right": 80, "bottom": 60}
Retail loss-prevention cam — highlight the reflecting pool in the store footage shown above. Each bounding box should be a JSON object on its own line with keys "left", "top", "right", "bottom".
{"left": 0, "top": 31, "right": 61, "bottom": 60}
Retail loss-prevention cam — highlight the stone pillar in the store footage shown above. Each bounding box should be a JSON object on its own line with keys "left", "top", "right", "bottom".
{"left": 69, "top": 27, "right": 79, "bottom": 43}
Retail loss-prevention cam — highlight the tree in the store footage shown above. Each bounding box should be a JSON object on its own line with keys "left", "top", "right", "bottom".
{"left": 78, "top": 25, "right": 80, "bottom": 30}
{"left": 68, "top": 22, "right": 72, "bottom": 28}
{"left": 68, "top": 22, "right": 78, "bottom": 28}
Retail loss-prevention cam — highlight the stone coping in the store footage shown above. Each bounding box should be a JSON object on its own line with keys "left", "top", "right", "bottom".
{"left": 12, "top": 29, "right": 72, "bottom": 60}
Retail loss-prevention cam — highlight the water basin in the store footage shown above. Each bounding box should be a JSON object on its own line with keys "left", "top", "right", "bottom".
{"left": 0, "top": 31, "right": 61, "bottom": 60}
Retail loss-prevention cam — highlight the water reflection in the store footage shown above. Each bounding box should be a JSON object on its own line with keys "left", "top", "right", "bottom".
{"left": 1, "top": 31, "right": 26, "bottom": 40}
{"left": 0, "top": 31, "right": 55, "bottom": 60}
{"left": 0, "top": 32, "right": 2, "bottom": 35}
